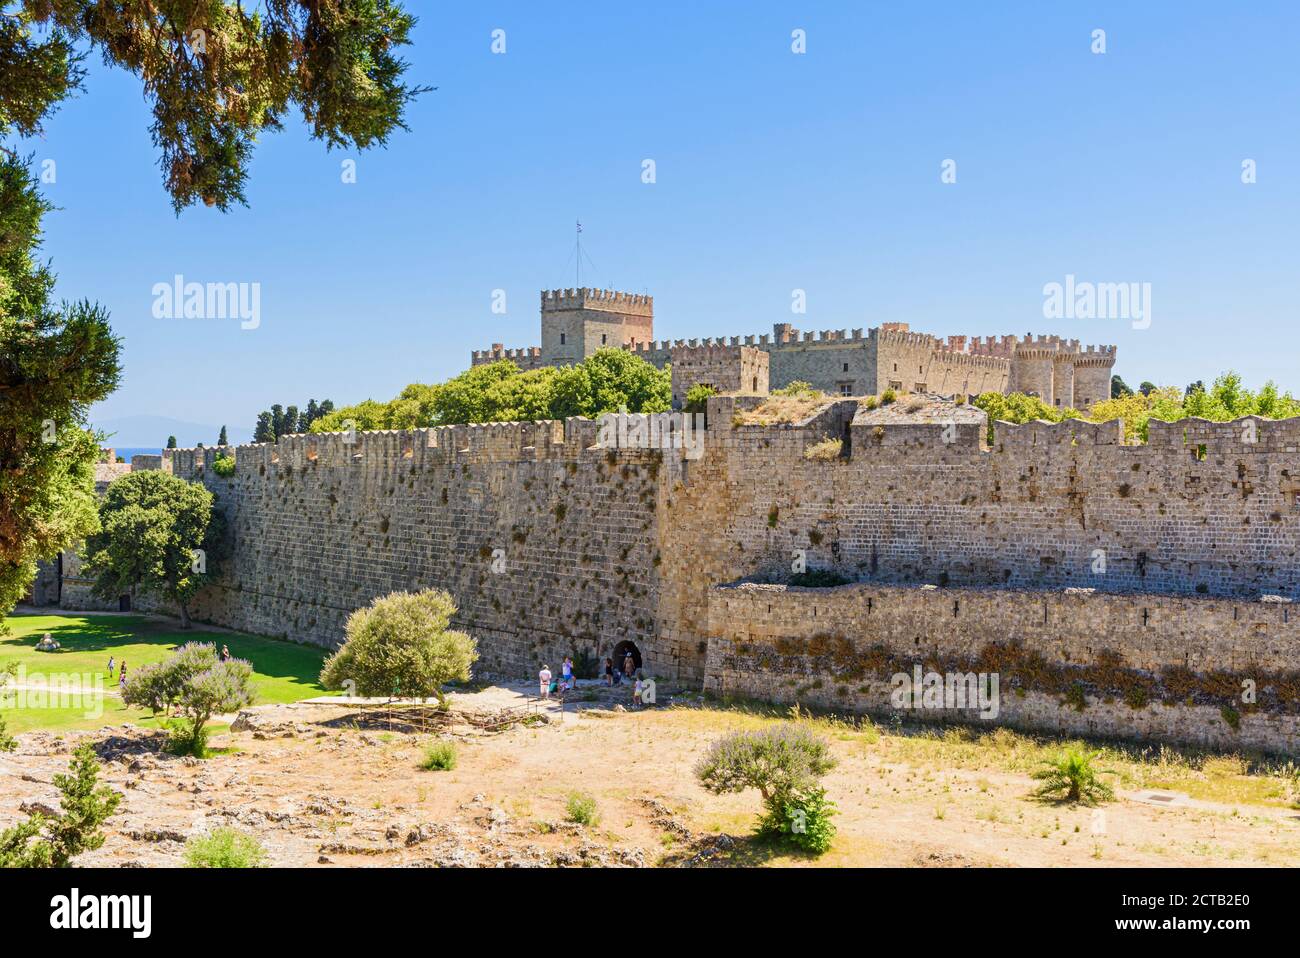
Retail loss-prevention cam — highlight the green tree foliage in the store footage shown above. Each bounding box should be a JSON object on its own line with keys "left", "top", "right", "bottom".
{"left": 757, "top": 785, "right": 838, "bottom": 854}
{"left": 1090, "top": 372, "right": 1300, "bottom": 442}
{"left": 81, "top": 471, "right": 222, "bottom": 628}
{"left": 1111, "top": 375, "right": 1132, "bottom": 398}
{"left": 313, "top": 350, "right": 672, "bottom": 431}
{"left": 973, "top": 391, "right": 1081, "bottom": 443}
{"left": 320, "top": 589, "right": 478, "bottom": 704}
{"left": 695, "top": 723, "right": 838, "bottom": 853}
{"left": 211, "top": 452, "right": 236, "bottom": 477}
{"left": 684, "top": 383, "right": 718, "bottom": 414}
{"left": 0, "top": 1, "right": 428, "bottom": 211}
{"left": 217, "top": 424, "right": 228, "bottom": 446}
{"left": 253, "top": 398, "right": 332, "bottom": 441}
{"left": 123, "top": 642, "right": 254, "bottom": 756}
{"left": 0, "top": 743, "right": 121, "bottom": 867}
{"left": 974, "top": 391, "right": 1081, "bottom": 425}
{"left": 253, "top": 411, "right": 274, "bottom": 444}
{"left": 166, "top": 435, "right": 177, "bottom": 449}
{"left": 0, "top": 152, "right": 121, "bottom": 617}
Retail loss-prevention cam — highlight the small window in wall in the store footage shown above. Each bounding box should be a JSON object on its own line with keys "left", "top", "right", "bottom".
{"left": 601, "top": 333, "right": 607, "bottom": 345}
{"left": 753, "top": 376, "right": 759, "bottom": 392}
{"left": 839, "top": 383, "right": 853, "bottom": 396}
{"left": 889, "top": 380, "right": 903, "bottom": 390}
{"left": 914, "top": 382, "right": 926, "bottom": 393}
{"left": 919, "top": 365, "right": 924, "bottom": 374}
{"left": 893, "top": 363, "right": 898, "bottom": 372}
{"left": 560, "top": 333, "right": 566, "bottom": 345}
{"left": 842, "top": 362, "right": 849, "bottom": 372}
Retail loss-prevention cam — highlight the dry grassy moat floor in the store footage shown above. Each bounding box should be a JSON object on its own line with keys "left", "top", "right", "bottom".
{"left": 3, "top": 682, "right": 1299, "bottom": 867}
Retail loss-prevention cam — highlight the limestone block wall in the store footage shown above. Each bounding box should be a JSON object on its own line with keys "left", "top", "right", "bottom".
{"left": 764, "top": 335, "right": 876, "bottom": 396}
{"left": 669, "top": 344, "right": 769, "bottom": 407}
{"left": 107, "top": 397, "right": 1300, "bottom": 752}
{"left": 677, "top": 407, "right": 1300, "bottom": 601}
{"left": 155, "top": 422, "right": 698, "bottom": 681}
{"left": 703, "top": 582, "right": 1300, "bottom": 753}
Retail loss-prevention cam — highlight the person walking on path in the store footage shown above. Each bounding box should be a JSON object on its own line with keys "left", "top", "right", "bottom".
{"left": 539, "top": 664, "right": 552, "bottom": 700}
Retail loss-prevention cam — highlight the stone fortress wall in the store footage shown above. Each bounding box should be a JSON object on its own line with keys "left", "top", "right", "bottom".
{"left": 44, "top": 394, "right": 1300, "bottom": 752}
{"left": 471, "top": 288, "right": 1116, "bottom": 408}
{"left": 704, "top": 582, "right": 1300, "bottom": 754}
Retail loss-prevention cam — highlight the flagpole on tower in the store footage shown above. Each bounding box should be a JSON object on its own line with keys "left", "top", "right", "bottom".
{"left": 575, "top": 219, "right": 583, "bottom": 288}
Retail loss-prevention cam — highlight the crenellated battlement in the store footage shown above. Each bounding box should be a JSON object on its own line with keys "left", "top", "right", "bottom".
{"left": 161, "top": 415, "right": 698, "bottom": 479}
{"left": 541, "top": 287, "right": 653, "bottom": 315}
{"left": 157, "top": 407, "right": 1299, "bottom": 487}
{"left": 471, "top": 344, "right": 545, "bottom": 366}
{"left": 935, "top": 350, "right": 1011, "bottom": 372}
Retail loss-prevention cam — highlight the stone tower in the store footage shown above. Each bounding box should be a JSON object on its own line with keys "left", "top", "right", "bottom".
{"left": 669, "top": 344, "right": 769, "bottom": 409}
{"left": 1072, "top": 346, "right": 1117, "bottom": 410}
{"left": 539, "top": 288, "right": 654, "bottom": 366}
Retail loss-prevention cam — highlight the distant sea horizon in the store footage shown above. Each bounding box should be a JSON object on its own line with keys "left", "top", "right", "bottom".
{"left": 110, "top": 447, "right": 163, "bottom": 461}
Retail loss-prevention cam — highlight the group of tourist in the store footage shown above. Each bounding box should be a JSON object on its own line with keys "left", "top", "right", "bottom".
{"left": 538, "top": 650, "right": 652, "bottom": 705}
{"left": 107, "top": 656, "right": 127, "bottom": 689}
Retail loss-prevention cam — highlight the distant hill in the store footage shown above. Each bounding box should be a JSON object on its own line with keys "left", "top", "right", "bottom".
{"left": 91, "top": 414, "right": 252, "bottom": 449}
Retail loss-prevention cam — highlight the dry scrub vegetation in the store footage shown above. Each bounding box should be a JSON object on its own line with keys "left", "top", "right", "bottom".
{"left": 5, "top": 685, "right": 1297, "bottom": 868}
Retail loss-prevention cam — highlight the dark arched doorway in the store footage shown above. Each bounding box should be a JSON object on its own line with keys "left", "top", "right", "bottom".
{"left": 611, "top": 640, "right": 642, "bottom": 677}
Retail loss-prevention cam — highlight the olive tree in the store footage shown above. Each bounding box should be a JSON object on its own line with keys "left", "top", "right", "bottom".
{"left": 123, "top": 643, "right": 254, "bottom": 756}
{"left": 320, "top": 589, "right": 477, "bottom": 704}
{"left": 695, "top": 723, "right": 839, "bottom": 853}
{"left": 695, "top": 724, "right": 836, "bottom": 802}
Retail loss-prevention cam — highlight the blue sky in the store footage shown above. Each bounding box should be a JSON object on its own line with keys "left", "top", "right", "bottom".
{"left": 12, "top": 1, "right": 1300, "bottom": 438}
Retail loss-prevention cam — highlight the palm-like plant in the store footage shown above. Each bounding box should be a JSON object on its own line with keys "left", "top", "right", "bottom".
{"left": 1031, "top": 748, "right": 1115, "bottom": 805}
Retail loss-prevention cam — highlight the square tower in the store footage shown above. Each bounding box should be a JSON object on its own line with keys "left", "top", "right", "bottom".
{"left": 670, "top": 344, "right": 769, "bottom": 409}
{"left": 540, "top": 288, "right": 654, "bottom": 365}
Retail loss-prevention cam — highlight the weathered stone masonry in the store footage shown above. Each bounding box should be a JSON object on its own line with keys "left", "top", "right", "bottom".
{"left": 53, "top": 400, "right": 1300, "bottom": 752}
{"left": 705, "top": 582, "right": 1300, "bottom": 754}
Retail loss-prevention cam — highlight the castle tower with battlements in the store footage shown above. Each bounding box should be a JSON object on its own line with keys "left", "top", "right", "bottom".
{"left": 471, "top": 290, "right": 1116, "bottom": 409}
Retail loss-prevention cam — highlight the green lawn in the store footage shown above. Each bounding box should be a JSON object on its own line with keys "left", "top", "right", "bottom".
{"left": 0, "top": 612, "right": 332, "bottom": 734}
